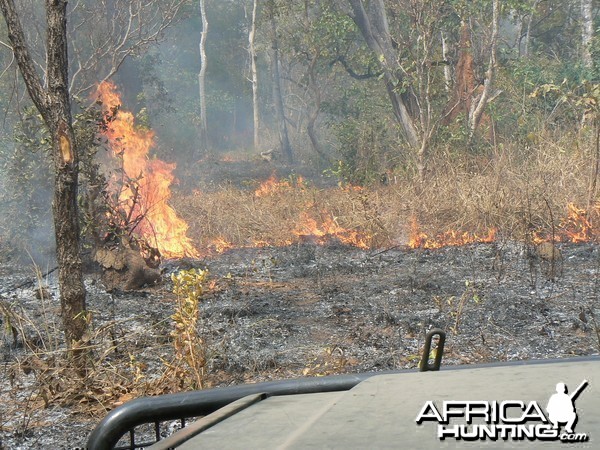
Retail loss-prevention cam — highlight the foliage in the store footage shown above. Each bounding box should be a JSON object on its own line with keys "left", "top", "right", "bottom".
{"left": 0, "top": 109, "right": 53, "bottom": 261}
{"left": 169, "top": 268, "right": 209, "bottom": 390}
{"left": 532, "top": 79, "right": 599, "bottom": 121}
{"left": 431, "top": 280, "right": 482, "bottom": 338}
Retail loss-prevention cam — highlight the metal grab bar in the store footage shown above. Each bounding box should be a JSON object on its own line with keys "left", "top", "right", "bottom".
{"left": 87, "top": 328, "right": 447, "bottom": 449}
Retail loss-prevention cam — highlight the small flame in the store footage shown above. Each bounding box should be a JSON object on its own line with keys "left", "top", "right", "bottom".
{"left": 293, "top": 212, "right": 370, "bottom": 249}
{"left": 97, "top": 82, "right": 198, "bottom": 258}
{"left": 207, "top": 237, "right": 234, "bottom": 254}
{"left": 562, "top": 203, "right": 593, "bottom": 242}
{"left": 254, "top": 174, "right": 304, "bottom": 197}
{"left": 340, "top": 184, "right": 363, "bottom": 192}
{"left": 409, "top": 216, "right": 497, "bottom": 249}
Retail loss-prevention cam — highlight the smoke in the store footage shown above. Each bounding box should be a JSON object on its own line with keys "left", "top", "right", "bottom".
{"left": 0, "top": 119, "right": 56, "bottom": 266}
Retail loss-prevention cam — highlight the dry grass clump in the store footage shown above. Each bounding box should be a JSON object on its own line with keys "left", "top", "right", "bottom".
{"left": 402, "top": 138, "right": 593, "bottom": 241}
{"left": 174, "top": 180, "right": 391, "bottom": 251}
{"left": 1, "top": 267, "right": 214, "bottom": 429}
{"left": 172, "top": 131, "right": 599, "bottom": 252}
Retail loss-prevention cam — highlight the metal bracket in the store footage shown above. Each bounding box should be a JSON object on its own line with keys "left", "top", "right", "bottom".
{"left": 419, "top": 328, "right": 446, "bottom": 372}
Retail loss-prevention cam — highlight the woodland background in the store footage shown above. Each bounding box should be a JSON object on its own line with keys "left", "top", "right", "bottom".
{"left": 0, "top": 0, "right": 597, "bottom": 262}
{"left": 0, "top": 2, "right": 599, "bottom": 447}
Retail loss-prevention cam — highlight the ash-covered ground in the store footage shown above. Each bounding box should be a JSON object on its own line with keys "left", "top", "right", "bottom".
{"left": 1, "top": 240, "right": 600, "bottom": 449}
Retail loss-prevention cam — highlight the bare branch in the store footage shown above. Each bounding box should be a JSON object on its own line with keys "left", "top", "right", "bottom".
{"left": 67, "top": 0, "right": 188, "bottom": 99}
{"left": 0, "top": 0, "right": 49, "bottom": 120}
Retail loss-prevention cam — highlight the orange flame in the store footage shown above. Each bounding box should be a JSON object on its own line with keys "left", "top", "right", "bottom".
{"left": 207, "top": 237, "right": 234, "bottom": 254}
{"left": 293, "top": 212, "right": 370, "bottom": 249}
{"left": 254, "top": 174, "right": 304, "bottom": 197}
{"left": 409, "top": 216, "right": 497, "bottom": 249}
{"left": 409, "top": 203, "right": 600, "bottom": 249}
{"left": 531, "top": 203, "right": 598, "bottom": 244}
{"left": 97, "top": 82, "right": 198, "bottom": 258}
{"left": 561, "top": 203, "right": 593, "bottom": 242}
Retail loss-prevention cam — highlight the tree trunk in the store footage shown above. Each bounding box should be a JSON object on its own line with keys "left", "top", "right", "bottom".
{"left": 444, "top": 21, "right": 476, "bottom": 125}
{"left": 523, "top": 0, "right": 540, "bottom": 57}
{"left": 306, "top": 57, "right": 329, "bottom": 164}
{"left": 581, "top": 0, "right": 593, "bottom": 69}
{"left": 249, "top": 0, "right": 260, "bottom": 150}
{"left": 441, "top": 31, "right": 452, "bottom": 93}
{"left": 198, "top": 0, "right": 209, "bottom": 153}
{"left": 347, "top": 0, "right": 419, "bottom": 149}
{"left": 1, "top": 0, "right": 87, "bottom": 356}
{"left": 468, "top": 0, "right": 500, "bottom": 142}
{"left": 268, "top": 0, "right": 293, "bottom": 164}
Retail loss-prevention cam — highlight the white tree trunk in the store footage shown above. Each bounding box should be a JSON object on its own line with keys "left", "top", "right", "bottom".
{"left": 468, "top": 0, "right": 499, "bottom": 140}
{"left": 268, "top": 0, "right": 293, "bottom": 163}
{"left": 198, "top": 0, "right": 209, "bottom": 153}
{"left": 581, "top": 0, "right": 593, "bottom": 69}
{"left": 441, "top": 31, "right": 452, "bottom": 93}
{"left": 249, "top": 0, "right": 259, "bottom": 150}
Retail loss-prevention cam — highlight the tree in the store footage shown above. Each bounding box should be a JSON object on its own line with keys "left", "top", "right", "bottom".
{"left": 198, "top": 0, "right": 209, "bottom": 153}
{"left": 248, "top": 0, "right": 260, "bottom": 150}
{"left": 277, "top": 1, "right": 342, "bottom": 164}
{"left": 266, "top": 0, "right": 293, "bottom": 164}
{"left": 346, "top": 0, "right": 457, "bottom": 178}
{"left": 0, "top": 0, "right": 87, "bottom": 355}
{"left": 581, "top": 0, "right": 593, "bottom": 69}
{"left": 522, "top": 0, "right": 541, "bottom": 57}
{"left": 467, "top": 0, "right": 500, "bottom": 142}
{"left": 68, "top": 0, "right": 189, "bottom": 98}
{"left": 347, "top": 0, "right": 419, "bottom": 149}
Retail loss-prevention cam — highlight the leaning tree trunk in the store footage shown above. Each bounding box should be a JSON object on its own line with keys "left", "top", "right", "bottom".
{"left": 468, "top": 0, "right": 499, "bottom": 143}
{"left": 0, "top": 0, "right": 87, "bottom": 355}
{"left": 348, "top": 0, "right": 419, "bottom": 149}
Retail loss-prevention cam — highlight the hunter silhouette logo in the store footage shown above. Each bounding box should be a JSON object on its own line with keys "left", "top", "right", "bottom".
{"left": 546, "top": 380, "right": 588, "bottom": 435}
{"left": 415, "top": 380, "right": 590, "bottom": 443}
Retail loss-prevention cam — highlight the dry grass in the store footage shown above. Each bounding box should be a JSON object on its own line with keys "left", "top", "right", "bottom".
{"left": 172, "top": 134, "right": 599, "bottom": 253}
{"left": 0, "top": 271, "right": 211, "bottom": 428}
{"left": 2, "top": 130, "right": 598, "bottom": 435}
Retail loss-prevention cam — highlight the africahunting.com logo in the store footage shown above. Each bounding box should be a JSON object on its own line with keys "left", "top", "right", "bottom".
{"left": 415, "top": 380, "right": 589, "bottom": 443}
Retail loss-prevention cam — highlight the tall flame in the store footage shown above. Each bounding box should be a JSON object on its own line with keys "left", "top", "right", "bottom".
{"left": 96, "top": 81, "right": 198, "bottom": 258}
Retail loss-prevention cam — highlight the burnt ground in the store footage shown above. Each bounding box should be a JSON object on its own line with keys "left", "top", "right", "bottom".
{"left": 2, "top": 239, "right": 600, "bottom": 449}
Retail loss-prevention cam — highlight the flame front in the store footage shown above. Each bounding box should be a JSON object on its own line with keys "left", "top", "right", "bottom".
{"left": 562, "top": 203, "right": 594, "bottom": 242}
{"left": 97, "top": 82, "right": 198, "bottom": 258}
{"left": 254, "top": 173, "right": 304, "bottom": 197}
{"left": 409, "top": 216, "right": 497, "bottom": 249}
{"left": 410, "top": 203, "right": 600, "bottom": 249}
{"left": 293, "top": 212, "right": 370, "bottom": 249}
